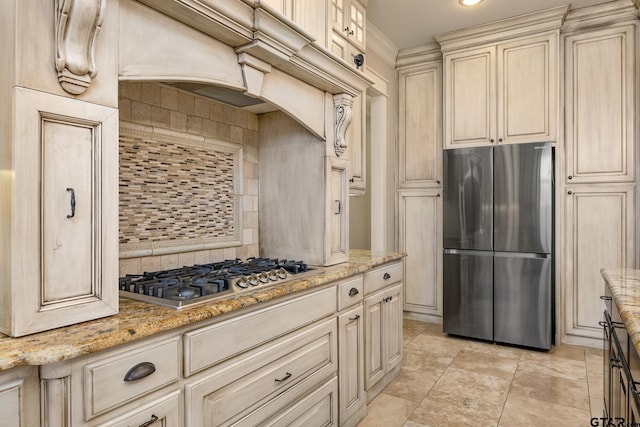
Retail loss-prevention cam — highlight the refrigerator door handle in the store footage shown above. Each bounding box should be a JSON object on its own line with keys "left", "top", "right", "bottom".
{"left": 443, "top": 249, "right": 494, "bottom": 257}
{"left": 493, "top": 251, "right": 551, "bottom": 259}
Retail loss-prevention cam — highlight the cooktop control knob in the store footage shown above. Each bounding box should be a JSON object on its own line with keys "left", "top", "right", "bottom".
{"left": 277, "top": 268, "right": 288, "bottom": 280}
{"left": 236, "top": 276, "right": 249, "bottom": 289}
{"left": 258, "top": 272, "right": 269, "bottom": 283}
{"left": 248, "top": 274, "right": 259, "bottom": 287}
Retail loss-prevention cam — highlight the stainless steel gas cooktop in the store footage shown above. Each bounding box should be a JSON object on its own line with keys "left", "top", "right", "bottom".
{"left": 118, "top": 258, "right": 321, "bottom": 309}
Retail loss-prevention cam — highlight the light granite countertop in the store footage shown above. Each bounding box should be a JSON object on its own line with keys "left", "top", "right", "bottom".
{"left": 601, "top": 268, "right": 640, "bottom": 355}
{"left": 0, "top": 250, "right": 404, "bottom": 372}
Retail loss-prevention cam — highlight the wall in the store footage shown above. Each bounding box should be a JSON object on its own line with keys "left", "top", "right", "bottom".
{"left": 117, "top": 82, "right": 259, "bottom": 276}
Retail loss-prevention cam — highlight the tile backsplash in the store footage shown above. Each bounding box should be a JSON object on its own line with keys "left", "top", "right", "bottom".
{"left": 118, "top": 82, "right": 259, "bottom": 276}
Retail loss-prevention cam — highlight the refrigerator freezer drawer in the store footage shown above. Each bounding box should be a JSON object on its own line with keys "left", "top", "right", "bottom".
{"left": 493, "top": 253, "right": 552, "bottom": 349}
{"left": 443, "top": 250, "right": 493, "bottom": 341}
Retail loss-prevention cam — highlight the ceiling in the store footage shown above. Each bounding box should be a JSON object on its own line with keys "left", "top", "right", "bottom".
{"left": 366, "top": 0, "right": 621, "bottom": 50}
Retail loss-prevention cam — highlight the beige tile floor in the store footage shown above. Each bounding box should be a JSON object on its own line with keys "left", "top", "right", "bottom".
{"left": 357, "top": 319, "right": 604, "bottom": 427}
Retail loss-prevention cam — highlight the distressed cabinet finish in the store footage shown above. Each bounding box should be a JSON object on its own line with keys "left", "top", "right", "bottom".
{"left": 564, "top": 185, "right": 635, "bottom": 340}
{"left": 336, "top": 276, "right": 365, "bottom": 427}
{"left": 363, "top": 262, "right": 403, "bottom": 401}
{"left": 441, "top": 32, "right": 558, "bottom": 148}
{"left": 564, "top": 23, "right": 637, "bottom": 184}
{"left": 397, "top": 59, "right": 442, "bottom": 189}
{"left": 398, "top": 189, "right": 442, "bottom": 318}
{"left": 1, "top": 88, "right": 118, "bottom": 337}
{"left": 0, "top": 366, "right": 40, "bottom": 427}
{"left": 330, "top": 0, "right": 366, "bottom": 71}
{"left": 346, "top": 92, "right": 367, "bottom": 195}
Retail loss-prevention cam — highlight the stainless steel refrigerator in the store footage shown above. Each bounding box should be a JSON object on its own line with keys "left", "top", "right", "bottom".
{"left": 442, "top": 142, "right": 553, "bottom": 350}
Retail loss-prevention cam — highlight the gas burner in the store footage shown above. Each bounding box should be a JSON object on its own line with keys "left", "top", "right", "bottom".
{"left": 119, "top": 258, "right": 321, "bottom": 309}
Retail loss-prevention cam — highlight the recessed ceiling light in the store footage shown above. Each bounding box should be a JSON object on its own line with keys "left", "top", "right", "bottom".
{"left": 459, "top": 0, "right": 484, "bottom": 6}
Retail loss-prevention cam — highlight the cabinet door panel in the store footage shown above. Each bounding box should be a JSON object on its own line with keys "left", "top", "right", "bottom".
{"left": 384, "top": 285, "right": 403, "bottom": 372}
{"left": 327, "top": 157, "right": 348, "bottom": 264}
{"left": 398, "top": 63, "right": 442, "bottom": 187}
{"left": 564, "top": 25, "right": 636, "bottom": 183}
{"left": 338, "top": 305, "right": 364, "bottom": 424}
{"left": 444, "top": 47, "right": 495, "bottom": 148}
{"left": 498, "top": 33, "right": 556, "bottom": 144}
{"left": 42, "top": 120, "right": 94, "bottom": 301}
{"left": 398, "top": 190, "right": 442, "bottom": 316}
{"left": 564, "top": 185, "right": 635, "bottom": 339}
{"left": 364, "top": 297, "right": 384, "bottom": 389}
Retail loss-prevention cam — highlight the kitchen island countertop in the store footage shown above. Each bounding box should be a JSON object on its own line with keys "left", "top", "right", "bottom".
{"left": 0, "top": 250, "right": 404, "bottom": 371}
{"left": 602, "top": 268, "right": 640, "bottom": 355}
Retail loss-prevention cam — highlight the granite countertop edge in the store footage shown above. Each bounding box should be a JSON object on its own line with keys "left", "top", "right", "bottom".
{"left": 601, "top": 268, "right": 640, "bottom": 356}
{"left": 0, "top": 250, "right": 405, "bottom": 371}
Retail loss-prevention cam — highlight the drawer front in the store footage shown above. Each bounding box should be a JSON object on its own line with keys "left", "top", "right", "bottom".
{"left": 254, "top": 377, "right": 338, "bottom": 427}
{"left": 184, "top": 287, "right": 336, "bottom": 376}
{"left": 84, "top": 336, "right": 180, "bottom": 419}
{"left": 186, "top": 319, "right": 337, "bottom": 427}
{"left": 364, "top": 262, "right": 403, "bottom": 295}
{"left": 98, "top": 389, "right": 181, "bottom": 427}
{"left": 337, "top": 276, "right": 364, "bottom": 311}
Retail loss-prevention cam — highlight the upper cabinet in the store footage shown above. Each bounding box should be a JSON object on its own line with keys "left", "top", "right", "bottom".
{"left": 397, "top": 54, "right": 443, "bottom": 188}
{"left": 564, "top": 22, "right": 637, "bottom": 184}
{"left": 330, "top": 0, "right": 367, "bottom": 71}
{"left": 436, "top": 6, "right": 566, "bottom": 149}
{"left": 262, "top": 0, "right": 328, "bottom": 46}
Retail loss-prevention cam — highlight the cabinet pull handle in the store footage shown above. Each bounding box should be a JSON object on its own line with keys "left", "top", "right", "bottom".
{"left": 383, "top": 273, "right": 391, "bottom": 280}
{"left": 437, "top": 193, "right": 441, "bottom": 197}
{"left": 348, "top": 287, "right": 359, "bottom": 296}
{"left": 600, "top": 296, "right": 612, "bottom": 301}
{"left": 66, "top": 188, "right": 76, "bottom": 218}
{"left": 344, "top": 26, "right": 349, "bottom": 32}
{"left": 598, "top": 321, "right": 608, "bottom": 327}
{"left": 349, "top": 314, "right": 360, "bottom": 321}
{"left": 568, "top": 175, "right": 573, "bottom": 180}
{"left": 567, "top": 191, "right": 572, "bottom": 195}
{"left": 436, "top": 180, "right": 441, "bottom": 184}
{"left": 139, "top": 415, "right": 159, "bottom": 427}
{"left": 124, "top": 362, "right": 156, "bottom": 382}
{"left": 498, "top": 138, "right": 503, "bottom": 142}
{"left": 334, "top": 200, "right": 341, "bottom": 215}
{"left": 490, "top": 139, "right": 495, "bottom": 143}
{"left": 349, "top": 177, "right": 355, "bottom": 183}
{"left": 275, "top": 372, "right": 292, "bottom": 383}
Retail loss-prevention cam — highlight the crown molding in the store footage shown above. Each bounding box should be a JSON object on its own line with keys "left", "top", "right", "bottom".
{"left": 562, "top": 0, "right": 638, "bottom": 33}
{"left": 366, "top": 21, "right": 399, "bottom": 66}
{"left": 396, "top": 43, "right": 442, "bottom": 68}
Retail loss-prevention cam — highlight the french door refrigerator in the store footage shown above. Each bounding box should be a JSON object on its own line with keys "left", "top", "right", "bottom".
{"left": 442, "top": 142, "right": 553, "bottom": 350}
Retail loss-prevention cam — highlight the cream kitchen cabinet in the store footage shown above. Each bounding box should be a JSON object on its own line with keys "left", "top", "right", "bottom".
{"left": 363, "top": 262, "right": 403, "bottom": 401}
{"left": 398, "top": 189, "right": 442, "bottom": 318}
{"left": 330, "top": 0, "right": 366, "bottom": 71}
{"left": 261, "top": 0, "right": 327, "bottom": 47}
{"left": 346, "top": 92, "right": 367, "bottom": 195}
{"left": 563, "top": 184, "right": 635, "bottom": 341}
{"left": 440, "top": 32, "right": 558, "bottom": 149}
{"left": 336, "top": 276, "right": 366, "bottom": 427}
{"left": 563, "top": 22, "right": 637, "bottom": 184}
{"left": 1, "top": 87, "right": 119, "bottom": 337}
{"left": 397, "top": 59, "right": 442, "bottom": 189}
{"left": 0, "top": 366, "right": 40, "bottom": 427}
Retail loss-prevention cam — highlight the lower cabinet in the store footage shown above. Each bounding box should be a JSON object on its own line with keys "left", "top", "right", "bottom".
{"left": 0, "top": 366, "right": 40, "bottom": 427}
{"left": 338, "top": 303, "right": 365, "bottom": 427}
{"left": 602, "top": 287, "right": 640, "bottom": 425}
{"left": 364, "top": 275, "right": 403, "bottom": 401}
{"left": 32, "top": 259, "right": 404, "bottom": 426}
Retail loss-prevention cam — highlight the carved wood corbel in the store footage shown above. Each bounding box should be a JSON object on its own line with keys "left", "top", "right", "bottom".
{"left": 333, "top": 94, "right": 354, "bottom": 157}
{"left": 55, "top": 0, "right": 105, "bottom": 95}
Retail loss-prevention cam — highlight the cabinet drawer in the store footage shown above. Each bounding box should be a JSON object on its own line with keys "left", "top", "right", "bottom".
{"left": 337, "top": 276, "right": 363, "bottom": 311}
{"left": 186, "top": 318, "right": 337, "bottom": 427}
{"left": 83, "top": 336, "right": 180, "bottom": 419}
{"left": 98, "top": 389, "right": 181, "bottom": 427}
{"left": 184, "top": 287, "right": 335, "bottom": 376}
{"left": 252, "top": 377, "right": 338, "bottom": 427}
{"left": 364, "top": 262, "right": 403, "bottom": 295}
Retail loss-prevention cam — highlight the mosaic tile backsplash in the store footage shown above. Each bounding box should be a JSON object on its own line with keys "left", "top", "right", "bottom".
{"left": 118, "top": 82, "right": 260, "bottom": 275}
{"left": 119, "top": 124, "right": 242, "bottom": 250}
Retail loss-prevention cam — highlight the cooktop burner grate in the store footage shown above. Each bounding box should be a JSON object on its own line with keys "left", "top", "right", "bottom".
{"left": 118, "top": 257, "right": 320, "bottom": 309}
